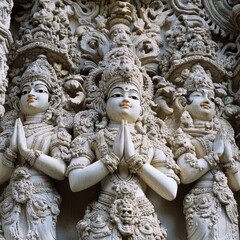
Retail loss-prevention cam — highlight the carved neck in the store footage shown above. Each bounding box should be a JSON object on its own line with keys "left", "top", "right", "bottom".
{"left": 24, "top": 113, "right": 46, "bottom": 124}
{"left": 192, "top": 119, "right": 214, "bottom": 129}
{"left": 184, "top": 118, "right": 219, "bottom": 137}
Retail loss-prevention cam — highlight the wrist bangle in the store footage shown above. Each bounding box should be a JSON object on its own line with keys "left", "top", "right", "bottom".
{"left": 2, "top": 148, "right": 17, "bottom": 168}
{"left": 23, "top": 150, "right": 42, "bottom": 166}
{"left": 125, "top": 154, "right": 146, "bottom": 174}
{"left": 222, "top": 159, "right": 239, "bottom": 174}
{"left": 100, "top": 152, "right": 120, "bottom": 173}
{"left": 203, "top": 152, "right": 219, "bottom": 168}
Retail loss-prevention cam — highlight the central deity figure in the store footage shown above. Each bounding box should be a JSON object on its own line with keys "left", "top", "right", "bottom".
{"left": 67, "top": 48, "right": 180, "bottom": 240}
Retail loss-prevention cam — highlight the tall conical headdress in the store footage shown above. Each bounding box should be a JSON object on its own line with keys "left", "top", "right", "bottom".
{"left": 182, "top": 64, "right": 214, "bottom": 91}
{"left": 21, "top": 55, "right": 60, "bottom": 92}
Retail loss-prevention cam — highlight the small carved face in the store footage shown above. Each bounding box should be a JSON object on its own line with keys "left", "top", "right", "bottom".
{"left": 186, "top": 89, "right": 216, "bottom": 121}
{"left": 20, "top": 80, "right": 50, "bottom": 115}
{"left": 120, "top": 203, "right": 134, "bottom": 224}
{"left": 106, "top": 83, "right": 141, "bottom": 124}
{"left": 12, "top": 179, "right": 33, "bottom": 203}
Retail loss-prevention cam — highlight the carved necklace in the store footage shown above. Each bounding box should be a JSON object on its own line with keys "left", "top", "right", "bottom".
{"left": 185, "top": 118, "right": 221, "bottom": 155}
{"left": 103, "top": 128, "right": 142, "bottom": 149}
{"left": 24, "top": 122, "right": 53, "bottom": 137}
{"left": 196, "top": 133, "right": 216, "bottom": 155}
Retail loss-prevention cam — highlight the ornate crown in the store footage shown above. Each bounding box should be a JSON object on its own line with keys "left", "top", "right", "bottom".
{"left": 8, "top": 0, "right": 80, "bottom": 70}
{"left": 182, "top": 64, "right": 214, "bottom": 91}
{"left": 21, "top": 55, "right": 60, "bottom": 92}
{"left": 100, "top": 47, "right": 144, "bottom": 96}
{"left": 159, "top": 19, "right": 231, "bottom": 83}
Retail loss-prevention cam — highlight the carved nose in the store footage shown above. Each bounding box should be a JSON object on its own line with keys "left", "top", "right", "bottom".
{"left": 28, "top": 93, "right": 35, "bottom": 98}
{"left": 28, "top": 88, "right": 35, "bottom": 96}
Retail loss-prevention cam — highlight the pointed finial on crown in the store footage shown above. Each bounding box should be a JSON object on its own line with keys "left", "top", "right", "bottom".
{"left": 182, "top": 64, "right": 214, "bottom": 91}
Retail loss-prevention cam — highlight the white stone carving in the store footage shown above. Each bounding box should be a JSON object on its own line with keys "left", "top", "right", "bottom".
{"left": 1, "top": 0, "right": 240, "bottom": 239}
{"left": 171, "top": 64, "right": 240, "bottom": 240}
{"left": 0, "top": 56, "right": 71, "bottom": 240}
{"left": 67, "top": 46, "right": 180, "bottom": 240}
{"left": 0, "top": 0, "right": 13, "bottom": 117}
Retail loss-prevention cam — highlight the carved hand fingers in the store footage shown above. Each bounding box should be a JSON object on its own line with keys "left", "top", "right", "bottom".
{"left": 9, "top": 119, "right": 18, "bottom": 153}
{"left": 16, "top": 118, "right": 28, "bottom": 154}
{"left": 222, "top": 139, "right": 233, "bottom": 162}
{"left": 124, "top": 120, "right": 135, "bottom": 160}
{"left": 213, "top": 130, "right": 224, "bottom": 157}
{"left": 112, "top": 120, "right": 124, "bottom": 159}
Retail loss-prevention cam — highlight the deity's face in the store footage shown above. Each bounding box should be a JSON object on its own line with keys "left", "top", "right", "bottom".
{"left": 106, "top": 83, "right": 141, "bottom": 124}
{"left": 186, "top": 89, "right": 216, "bottom": 121}
{"left": 20, "top": 80, "right": 50, "bottom": 115}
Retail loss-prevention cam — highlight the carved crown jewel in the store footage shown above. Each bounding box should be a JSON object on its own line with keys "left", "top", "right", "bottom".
{"left": 101, "top": 47, "right": 144, "bottom": 95}
{"left": 182, "top": 64, "right": 214, "bottom": 91}
{"left": 160, "top": 20, "right": 231, "bottom": 83}
{"left": 9, "top": 0, "right": 80, "bottom": 70}
{"left": 21, "top": 55, "right": 59, "bottom": 91}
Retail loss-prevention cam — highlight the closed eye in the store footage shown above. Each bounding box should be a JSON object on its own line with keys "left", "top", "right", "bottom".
{"left": 111, "top": 93, "right": 123, "bottom": 98}
{"left": 129, "top": 95, "right": 139, "bottom": 100}
{"left": 36, "top": 89, "right": 48, "bottom": 93}
{"left": 21, "top": 90, "right": 29, "bottom": 95}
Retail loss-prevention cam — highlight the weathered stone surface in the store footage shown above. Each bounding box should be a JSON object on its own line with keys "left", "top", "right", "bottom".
{"left": 0, "top": 0, "right": 239, "bottom": 239}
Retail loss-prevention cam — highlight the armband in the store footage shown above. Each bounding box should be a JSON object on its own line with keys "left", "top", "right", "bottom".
{"left": 2, "top": 148, "right": 17, "bottom": 168}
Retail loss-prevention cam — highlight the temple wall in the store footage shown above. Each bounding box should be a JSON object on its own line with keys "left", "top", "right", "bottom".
{"left": 0, "top": 0, "right": 240, "bottom": 239}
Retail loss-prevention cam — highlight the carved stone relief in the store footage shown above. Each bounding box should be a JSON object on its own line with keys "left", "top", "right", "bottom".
{"left": 0, "top": 0, "right": 239, "bottom": 239}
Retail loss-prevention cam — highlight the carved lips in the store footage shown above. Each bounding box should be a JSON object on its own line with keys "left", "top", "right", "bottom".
{"left": 200, "top": 102, "right": 211, "bottom": 109}
{"left": 120, "top": 103, "right": 131, "bottom": 108}
{"left": 27, "top": 96, "right": 37, "bottom": 103}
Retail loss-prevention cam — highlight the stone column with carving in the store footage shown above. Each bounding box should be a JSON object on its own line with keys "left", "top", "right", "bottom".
{"left": 0, "top": 0, "right": 13, "bottom": 116}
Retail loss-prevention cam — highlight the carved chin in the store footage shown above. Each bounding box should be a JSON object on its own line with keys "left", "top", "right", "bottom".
{"left": 199, "top": 111, "right": 214, "bottom": 121}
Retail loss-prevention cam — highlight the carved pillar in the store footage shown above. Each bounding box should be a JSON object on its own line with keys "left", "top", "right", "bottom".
{"left": 0, "top": 0, "right": 13, "bottom": 116}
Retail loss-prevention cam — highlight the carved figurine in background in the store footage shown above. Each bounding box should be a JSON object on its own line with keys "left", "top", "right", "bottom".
{"left": 0, "top": 56, "right": 71, "bottom": 240}
{"left": 172, "top": 64, "right": 240, "bottom": 240}
{"left": 67, "top": 48, "right": 180, "bottom": 240}
{"left": 0, "top": 0, "right": 13, "bottom": 29}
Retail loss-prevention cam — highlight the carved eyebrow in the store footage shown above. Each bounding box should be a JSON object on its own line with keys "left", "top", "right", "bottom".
{"left": 110, "top": 86, "right": 139, "bottom": 93}
{"left": 128, "top": 89, "right": 139, "bottom": 94}
{"left": 110, "top": 87, "right": 123, "bottom": 92}
{"left": 22, "top": 83, "right": 49, "bottom": 91}
{"left": 34, "top": 83, "right": 48, "bottom": 88}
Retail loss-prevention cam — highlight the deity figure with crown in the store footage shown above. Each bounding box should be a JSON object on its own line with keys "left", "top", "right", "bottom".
{"left": 67, "top": 47, "right": 180, "bottom": 240}
{"left": 0, "top": 55, "right": 71, "bottom": 240}
{"left": 171, "top": 64, "right": 240, "bottom": 240}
